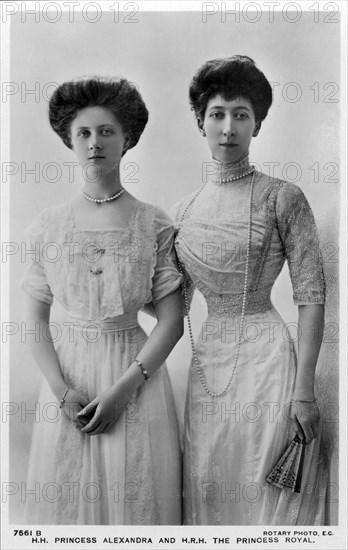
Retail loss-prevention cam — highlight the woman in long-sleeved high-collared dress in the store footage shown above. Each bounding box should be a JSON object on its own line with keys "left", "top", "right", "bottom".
{"left": 171, "top": 55, "right": 329, "bottom": 525}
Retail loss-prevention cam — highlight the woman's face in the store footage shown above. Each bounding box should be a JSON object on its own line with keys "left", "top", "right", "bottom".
{"left": 202, "top": 95, "right": 259, "bottom": 163}
{"left": 70, "top": 106, "right": 127, "bottom": 177}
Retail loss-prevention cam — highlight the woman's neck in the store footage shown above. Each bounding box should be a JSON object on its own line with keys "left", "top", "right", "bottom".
{"left": 208, "top": 152, "right": 252, "bottom": 184}
{"left": 82, "top": 169, "right": 123, "bottom": 199}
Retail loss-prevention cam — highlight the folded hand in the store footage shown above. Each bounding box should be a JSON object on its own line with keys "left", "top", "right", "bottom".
{"left": 289, "top": 400, "right": 320, "bottom": 444}
{"left": 78, "top": 385, "right": 127, "bottom": 436}
{"left": 60, "top": 388, "right": 89, "bottom": 428}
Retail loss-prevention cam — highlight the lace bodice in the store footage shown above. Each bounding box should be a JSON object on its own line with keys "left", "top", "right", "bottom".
{"left": 21, "top": 200, "right": 182, "bottom": 321}
{"left": 171, "top": 160, "right": 325, "bottom": 317}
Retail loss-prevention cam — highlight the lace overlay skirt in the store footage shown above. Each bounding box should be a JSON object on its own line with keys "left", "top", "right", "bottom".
{"left": 183, "top": 307, "right": 329, "bottom": 525}
{"left": 25, "top": 315, "right": 182, "bottom": 525}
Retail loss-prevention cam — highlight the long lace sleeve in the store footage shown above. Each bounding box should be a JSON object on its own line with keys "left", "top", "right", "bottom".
{"left": 20, "top": 210, "right": 54, "bottom": 305}
{"left": 276, "top": 182, "right": 325, "bottom": 305}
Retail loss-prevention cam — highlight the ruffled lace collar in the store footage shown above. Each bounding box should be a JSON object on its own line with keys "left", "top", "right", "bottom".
{"left": 207, "top": 152, "right": 253, "bottom": 185}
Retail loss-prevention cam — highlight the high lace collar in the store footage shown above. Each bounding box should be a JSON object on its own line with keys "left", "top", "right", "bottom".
{"left": 207, "top": 152, "right": 253, "bottom": 185}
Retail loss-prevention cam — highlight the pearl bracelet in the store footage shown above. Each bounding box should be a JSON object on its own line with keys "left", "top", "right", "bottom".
{"left": 59, "top": 387, "right": 70, "bottom": 408}
{"left": 134, "top": 359, "right": 149, "bottom": 381}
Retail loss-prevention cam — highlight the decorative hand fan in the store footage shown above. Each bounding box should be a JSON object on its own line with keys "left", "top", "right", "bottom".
{"left": 266, "top": 435, "right": 306, "bottom": 493}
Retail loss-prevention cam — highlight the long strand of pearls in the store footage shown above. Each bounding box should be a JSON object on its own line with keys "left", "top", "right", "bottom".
{"left": 177, "top": 169, "right": 255, "bottom": 398}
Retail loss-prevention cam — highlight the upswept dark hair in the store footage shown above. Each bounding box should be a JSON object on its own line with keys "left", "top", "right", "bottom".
{"left": 49, "top": 76, "right": 149, "bottom": 151}
{"left": 189, "top": 55, "right": 273, "bottom": 123}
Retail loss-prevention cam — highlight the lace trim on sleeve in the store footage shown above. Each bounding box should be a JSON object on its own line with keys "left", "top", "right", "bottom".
{"left": 276, "top": 182, "right": 326, "bottom": 305}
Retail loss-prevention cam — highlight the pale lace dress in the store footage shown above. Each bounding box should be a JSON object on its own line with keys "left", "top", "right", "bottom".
{"left": 171, "top": 156, "right": 329, "bottom": 525}
{"left": 21, "top": 200, "right": 182, "bottom": 525}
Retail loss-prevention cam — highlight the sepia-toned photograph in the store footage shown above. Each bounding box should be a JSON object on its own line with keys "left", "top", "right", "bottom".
{"left": 1, "top": 1, "right": 346, "bottom": 549}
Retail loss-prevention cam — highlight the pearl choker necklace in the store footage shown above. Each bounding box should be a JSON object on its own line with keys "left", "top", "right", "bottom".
{"left": 81, "top": 189, "right": 124, "bottom": 204}
{"left": 212, "top": 167, "right": 255, "bottom": 184}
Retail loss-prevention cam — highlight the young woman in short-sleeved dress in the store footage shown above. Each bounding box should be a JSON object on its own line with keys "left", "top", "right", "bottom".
{"left": 21, "top": 77, "right": 183, "bottom": 524}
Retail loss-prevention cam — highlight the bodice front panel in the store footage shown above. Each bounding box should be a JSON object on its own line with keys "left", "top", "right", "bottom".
{"left": 21, "top": 200, "right": 182, "bottom": 321}
{"left": 172, "top": 171, "right": 325, "bottom": 317}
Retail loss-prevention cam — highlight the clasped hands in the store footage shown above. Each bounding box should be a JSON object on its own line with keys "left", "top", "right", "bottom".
{"left": 62, "top": 388, "right": 320, "bottom": 442}
{"left": 61, "top": 385, "right": 128, "bottom": 436}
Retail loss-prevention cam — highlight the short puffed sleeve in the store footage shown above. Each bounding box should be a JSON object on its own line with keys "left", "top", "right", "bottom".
{"left": 150, "top": 208, "right": 183, "bottom": 304}
{"left": 276, "top": 182, "right": 325, "bottom": 305}
{"left": 20, "top": 210, "right": 54, "bottom": 305}
{"left": 169, "top": 197, "right": 196, "bottom": 312}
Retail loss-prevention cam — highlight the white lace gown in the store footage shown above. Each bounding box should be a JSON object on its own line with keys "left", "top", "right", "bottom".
{"left": 21, "top": 200, "right": 182, "bottom": 525}
{"left": 171, "top": 156, "right": 329, "bottom": 525}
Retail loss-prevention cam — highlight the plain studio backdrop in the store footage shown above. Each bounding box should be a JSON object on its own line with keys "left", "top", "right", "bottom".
{"left": 6, "top": 6, "right": 339, "bottom": 524}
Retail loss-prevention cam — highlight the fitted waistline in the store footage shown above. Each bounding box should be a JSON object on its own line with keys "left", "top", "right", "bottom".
{"left": 64, "top": 312, "right": 140, "bottom": 333}
{"left": 207, "top": 295, "right": 273, "bottom": 318}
